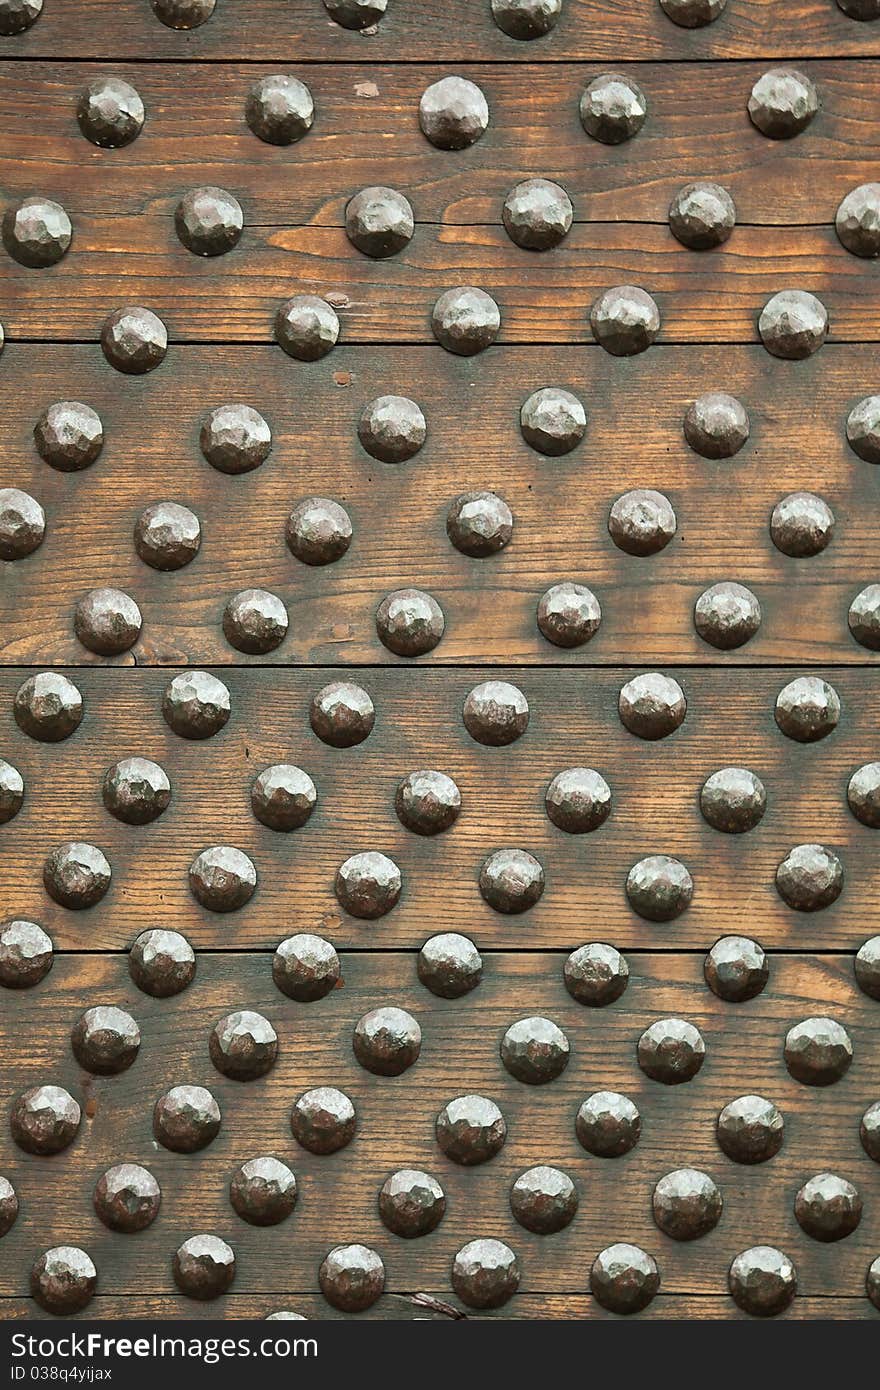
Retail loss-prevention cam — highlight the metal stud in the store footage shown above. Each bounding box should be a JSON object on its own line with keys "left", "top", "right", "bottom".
{"left": 0, "top": 919, "right": 53, "bottom": 988}
{"left": 748, "top": 68, "right": 818, "bottom": 139}
{"left": 590, "top": 1244, "right": 660, "bottom": 1314}
{"left": 200, "top": 403, "right": 271, "bottom": 474}
{"left": 683, "top": 392, "right": 749, "bottom": 459}
{"left": 784, "top": 1016, "right": 853, "bottom": 1085}
{"left": 14, "top": 671, "right": 82, "bottom": 742}
{"left": 491, "top": 0, "right": 561, "bottom": 38}
{"left": 163, "top": 670, "right": 231, "bottom": 739}
{"left": 716, "top": 1094, "right": 784, "bottom": 1164}
{"left": 153, "top": 1084, "right": 221, "bottom": 1152}
{"left": 860, "top": 1101, "right": 880, "bottom": 1160}
{"left": 700, "top": 767, "right": 766, "bottom": 833}
{"left": 849, "top": 584, "right": 880, "bottom": 649}
{"left": 175, "top": 186, "right": 243, "bottom": 257}
{"left": 31, "top": 1248, "right": 96, "bottom": 1315}
{"left": 510, "top": 1166, "right": 577, "bottom": 1234}
{"left": 774, "top": 675, "right": 839, "bottom": 742}
{"left": 545, "top": 768, "right": 611, "bottom": 833}
{"left": 794, "top": 1174, "right": 861, "bottom": 1242}
{"left": 590, "top": 285, "right": 660, "bottom": 356}
{"left": 210, "top": 1010, "right": 277, "bottom": 1080}
{"left": 579, "top": 73, "right": 647, "bottom": 144}
{"left": 189, "top": 846, "right": 257, "bottom": 912}
{"left": 849, "top": 765, "right": 880, "bottom": 828}
{"left": 223, "top": 588, "right": 288, "bottom": 654}
{"left": 44, "top": 841, "right": 111, "bottom": 909}
{"left": 129, "top": 928, "right": 196, "bottom": 998}
{"left": 503, "top": 178, "right": 572, "bottom": 250}
{"left": 251, "top": 765, "right": 317, "bottom": 831}
{"left": 379, "top": 1169, "right": 446, "bottom": 1238}
{"left": 34, "top": 400, "right": 103, "bottom": 471}
{"left": 323, "top": 0, "right": 387, "bottom": 27}
{"left": 0, "top": 488, "right": 44, "bottom": 560}
{"left": 575, "top": 1091, "right": 640, "bottom": 1156}
{"left": 77, "top": 78, "right": 145, "bottom": 148}
{"left": 728, "top": 1247, "right": 796, "bottom": 1316}
{"left": 694, "top": 581, "right": 761, "bottom": 649}
{"left": 0, "top": 760, "right": 24, "bottom": 826}
{"left": 637, "top": 1018, "right": 706, "bottom": 1084}
{"left": 835, "top": 183, "right": 880, "bottom": 257}
{"left": 395, "top": 770, "right": 461, "bottom": 835}
{"left": 94, "top": 1164, "right": 161, "bottom": 1233}
{"left": 71, "top": 1006, "right": 141, "bottom": 1075}
{"left": 230, "top": 1157, "right": 297, "bottom": 1226}
{"left": 11, "top": 1085, "right": 80, "bottom": 1155}
{"left": 74, "top": 587, "right": 142, "bottom": 656}
{"left": 273, "top": 934, "right": 339, "bottom": 1001}
{"left": 431, "top": 287, "right": 500, "bottom": 355}
{"left": 173, "top": 1235, "right": 235, "bottom": 1300}
{"left": 869, "top": 1258, "right": 880, "bottom": 1311}
{"left": 246, "top": 75, "right": 314, "bottom": 146}
{"left": 775, "top": 843, "right": 843, "bottom": 911}
{"left": 101, "top": 306, "right": 167, "bottom": 374}
{"left": 336, "top": 851, "right": 401, "bottom": 918}
{"left": 608, "top": 489, "right": 676, "bottom": 555}
{"left": 704, "top": 936, "right": 769, "bottom": 1001}
{"left": 837, "top": 0, "right": 880, "bottom": 13}
{"left": 446, "top": 490, "right": 512, "bottom": 556}
{"left": 417, "top": 933, "right": 482, "bottom": 998}
{"left": 275, "top": 296, "right": 340, "bottom": 360}
{"left": 345, "top": 186, "right": 413, "bottom": 258}
{"left": 845, "top": 395, "right": 880, "bottom": 463}
{"left": 564, "top": 943, "right": 629, "bottom": 1006}
{"left": 463, "top": 680, "right": 528, "bottom": 745}
{"left": 419, "top": 76, "right": 489, "bottom": 149}
{"left": 0, "top": 0, "right": 42, "bottom": 33}
{"left": 480, "top": 848, "right": 545, "bottom": 913}
{"left": 501, "top": 1016, "right": 569, "bottom": 1084}
{"left": 626, "top": 855, "right": 693, "bottom": 921}
{"left": 353, "top": 1006, "right": 420, "bottom": 1076}
{"left": 358, "top": 395, "right": 426, "bottom": 462}
{"left": 134, "top": 501, "right": 201, "bottom": 570}
{"left": 290, "top": 1087, "right": 356, "bottom": 1154}
{"left": 652, "top": 1169, "right": 722, "bottom": 1240}
{"left": 854, "top": 936, "right": 880, "bottom": 998}
{"left": 452, "top": 1240, "right": 520, "bottom": 1309}
{"left": 659, "top": 0, "right": 726, "bottom": 24}
{"left": 286, "top": 497, "right": 352, "bottom": 565}
{"left": 435, "top": 1094, "right": 507, "bottom": 1165}
{"left": 0, "top": 1176, "right": 18, "bottom": 1238}
{"left": 618, "top": 672, "right": 686, "bottom": 740}
{"left": 310, "top": 681, "right": 375, "bottom": 746}
{"left": 319, "top": 1245, "right": 384, "bottom": 1313}
{"left": 152, "top": 0, "right": 215, "bottom": 28}
{"left": 668, "top": 182, "right": 735, "bottom": 250}
{"left": 520, "top": 386, "right": 586, "bottom": 455}
{"left": 537, "top": 583, "right": 601, "bottom": 648}
{"left": 770, "top": 492, "right": 834, "bottom": 556}
{"left": 376, "top": 587, "right": 445, "bottom": 656}
{"left": 758, "top": 290, "right": 827, "bottom": 359}
{"left": 3, "top": 197, "right": 71, "bottom": 268}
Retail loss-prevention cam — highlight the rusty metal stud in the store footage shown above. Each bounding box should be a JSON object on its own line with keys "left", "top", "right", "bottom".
{"left": 0, "top": 762, "right": 24, "bottom": 826}
{"left": 669, "top": 182, "right": 735, "bottom": 250}
{"left": 0, "top": 488, "right": 45, "bottom": 559}
{"left": 501, "top": 1016, "right": 569, "bottom": 1084}
{"left": 310, "top": 681, "right": 375, "bottom": 747}
{"left": 626, "top": 855, "right": 693, "bottom": 922}
{"left": 222, "top": 588, "right": 289, "bottom": 654}
{"left": 419, "top": 76, "right": 489, "bottom": 149}
{"left": 175, "top": 186, "right": 243, "bottom": 257}
{"left": 728, "top": 1247, "right": 796, "bottom": 1316}
{"left": 246, "top": 75, "right": 313, "bottom": 146}
{"left": 0, "top": 0, "right": 42, "bottom": 33}
{"left": 129, "top": 928, "right": 196, "bottom": 998}
{"left": 452, "top": 1240, "right": 520, "bottom": 1309}
{"left": 265, "top": 1312, "right": 307, "bottom": 1320}
{"left": 694, "top": 581, "right": 761, "bottom": 650}
{"left": 134, "top": 501, "right": 201, "bottom": 570}
{"left": 153, "top": 1084, "right": 221, "bottom": 1152}
{"left": 775, "top": 843, "right": 843, "bottom": 911}
{"left": 101, "top": 306, "right": 167, "bottom": 374}
{"left": 564, "top": 943, "right": 628, "bottom": 1006}
{"left": 319, "top": 1245, "right": 384, "bottom": 1313}
{"left": 417, "top": 933, "right": 482, "bottom": 998}
{"left": 683, "top": 392, "right": 749, "bottom": 459}
{"left": 716, "top": 1094, "right": 784, "bottom": 1164}
{"left": 358, "top": 395, "right": 426, "bottom": 463}
{"left": 545, "top": 768, "right": 611, "bottom": 834}
{"left": 74, "top": 587, "right": 142, "bottom": 656}
{"left": 849, "top": 584, "right": 880, "bottom": 649}
{"left": 868, "top": 1259, "right": 880, "bottom": 1312}
{"left": 638, "top": 1018, "right": 705, "bottom": 1084}
{"left": 431, "top": 286, "right": 500, "bottom": 355}
{"left": 491, "top": 0, "right": 561, "bottom": 39}
{"left": 590, "top": 1244, "right": 659, "bottom": 1314}
{"left": 94, "top": 1164, "right": 161, "bottom": 1233}
{"left": 618, "top": 672, "right": 686, "bottom": 740}
{"left": 275, "top": 295, "right": 340, "bottom": 361}
{"left": 838, "top": 0, "right": 880, "bottom": 12}
{"left": 251, "top": 765, "right": 316, "bottom": 831}
{"left": 435, "top": 1094, "right": 506, "bottom": 1165}
{"left": 335, "top": 851, "right": 401, "bottom": 918}
{"left": 536, "top": 583, "right": 601, "bottom": 648}
{"left": 705, "top": 936, "right": 769, "bottom": 1002}
{"left": 502, "top": 178, "right": 572, "bottom": 251}
{"left": 230, "top": 1157, "right": 297, "bottom": 1226}
{"left": 660, "top": 0, "right": 726, "bottom": 24}
{"left": 0, "top": 919, "right": 53, "bottom": 988}
{"left": 163, "top": 670, "right": 231, "bottom": 739}
{"left": 353, "top": 1006, "right": 421, "bottom": 1076}
{"left": 71, "top": 1006, "right": 140, "bottom": 1075}
{"left": 520, "top": 386, "right": 586, "bottom": 456}
{"left": 784, "top": 1016, "right": 853, "bottom": 1086}
{"left": 463, "top": 680, "right": 528, "bottom": 745}
{"left": 189, "top": 846, "right": 257, "bottom": 912}
{"left": 14, "top": 671, "right": 83, "bottom": 742}
{"left": 608, "top": 489, "right": 676, "bottom": 556}
{"left": 774, "top": 675, "right": 840, "bottom": 742}
{"left": 846, "top": 395, "right": 880, "bottom": 463}
{"left": 758, "top": 290, "right": 827, "bottom": 359}
{"left": 290, "top": 1087, "right": 356, "bottom": 1154}
{"left": 835, "top": 183, "right": 880, "bottom": 257}
{"left": 286, "top": 497, "right": 352, "bottom": 565}
{"left": 770, "top": 492, "right": 834, "bottom": 557}
{"left": 700, "top": 767, "right": 766, "bottom": 833}
{"left": 44, "top": 841, "right": 111, "bottom": 909}
{"left": 152, "top": 0, "right": 215, "bottom": 28}
{"left": 173, "top": 1235, "right": 235, "bottom": 1300}
{"left": 77, "top": 77, "right": 144, "bottom": 148}
{"left": 273, "top": 934, "right": 339, "bottom": 1001}
{"left": 510, "top": 1166, "right": 577, "bottom": 1234}
{"left": 849, "top": 764, "right": 880, "bottom": 828}
{"left": 200, "top": 403, "right": 271, "bottom": 474}
{"left": 652, "top": 1169, "right": 722, "bottom": 1241}
{"left": 446, "top": 490, "right": 512, "bottom": 556}
{"left": 748, "top": 68, "right": 818, "bottom": 139}
{"left": 396, "top": 770, "right": 461, "bottom": 835}
{"left": 31, "top": 1248, "right": 96, "bottom": 1315}
{"left": 590, "top": 285, "right": 660, "bottom": 356}
{"left": 323, "top": 0, "right": 386, "bottom": 28}
{"left": 34, "top": 399, "right": 103, "bottom": 472}
{"left": 11, "top": 1084, "right": 81, "bottom": 1155}
{"left": 345, "top": 186, "right": 413, "bottom": 258}
{"left": 379, "top": 1169, "right": 446, "bottom": 1238}
{"left": 480, "top": 848, "right": 545, "bottom": 914}
{"left": 3, "top": 197, "right": 71, "bottom": 268}
{"left": 575, "top": 1090, "right": 640, "bottom": 1156}
{"left": 375, "top": 588, "right": 445, "bottom": 656}
{"left": 579, "top": 73, "right": 647, "bottom": 145}
{"left": 0, "top": 1176, "right": 18, "bottom": 1238}
{"left": 861, "top": 1101, "right": 880, "bottom": 1160}
{"left": 855, "top": 936, "right": 880, "bottom": 999}
{"left": 794, "top": 1174, "right": 861, "bottom": 1242}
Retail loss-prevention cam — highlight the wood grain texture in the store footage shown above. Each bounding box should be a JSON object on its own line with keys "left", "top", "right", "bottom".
{"left": 1, "top": 60, "right": 877, "bottom": 228}
{"left": 1, "top": 344, "right": 878, "bottom": 667}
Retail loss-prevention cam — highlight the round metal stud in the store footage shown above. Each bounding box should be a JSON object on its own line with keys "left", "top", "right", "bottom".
{"left": 849, "top": 584, "right": 880, "bottom": 650}
{"left": 0, "top": 487, "right": 45, "bottom": 559}
{"left": 246, "top": 75, "right": 313, "bottom": 146}
{"left": 669, "top": 182, "right": 735, "bottom": 250}
{"left": 34, "top": 400, "right": 103, "bottom": 472}
{"left": 223, "top": 588, "right": 288, "bottom": 654}
{"left": 683, "top": 392, "right": 749, "bottom": 459}
{"left": 446, "top": 490, "right": 512, "bottom": 556}
{"left": 579, "top": 73, "right": 647, "bottom": 144}
{"left": 419, "top": 76, "right": 488, "bottom": 150}
{"left": 519, "top": 386, "right": 586, "bottom": 455}
{"left": 536, "top": 582, "right": 601, "bottom": 648}
{"left": 705, "top": 936, "right": 769, "bottom": 1001}
{"left": 74, "top": 587, "right": 142, "bottom": 656}
{"left": 273, "top": 934, "right": 339, "bottom": 1001}
{"left": 770, "top": 492, "right": 834, "bottom": 556}
{"left": 353, "top": 1006, "right": 420, "bottom": 1076}
{"left": 590, "top": 1244, "right": 660, "bottom": 1314}
{"left": 0, "top": 1176, "right": 18, "bottom": 1238}
{"left": 129, "top": 928, "right": 195, "bottom": 998}
{"left": 319, "top": 1246, "right": 384, "bottom": 1313}
{"left": 345, "top": 186, "right": 413, "bottom": 258}
{"left": 2, "top": 197, "right": 71, "bottom": 268}
{"left": 652, "top": 1169, "right": 722, "bottom": 1240}
{"left": 503, "top": 178, "right": 572, "bottom": 250}
{"left": 11, "top": 1085, "right": 81, "bottom": 1155}
{"left": 310, "top": 681, "right": 375, "bottom": 746}
{"left": 849, "top": 765, "right": 880, "bottom": 828}
{"left": 638, "top": 1018, "right": 705, "bottom": 1084}
{"left": 275, "top": 296, "right": 340, "bottom": 361}
{"left": 43, "top": 841, "right": 111, "bottom": 909}
{"left": 716, "top": 1094, "right": 784, "bottom": 1164}
{"left": 230, "top": 1157, "right": 297, "bottom": 1226}
{"left": 379, "top": 1169, "right": 446, "bottom": 1238}
{"left": 210, "top": 1010, "right": 277, "bottom": 1080}
{"left": 463, "top": 680, "right": 529, "bottom": 745}
{"left": 758, "top": 290, "right": 827, "bottom": 359}
{"left": 264, "top": 1312, "right": 306, "bottom": 1321}
{"left": 452, "top": 1240, "right": 520, "bottom": 1309}
{"left": 323, "top": 0, "right": 386, "bottom": 27}
{"left": 545, "top": 768, "right": 611, "bottom": 834}
{"left": 855, "top": 936, "right": 880, "bottom": 998}
{"left": 335, "top": 851, "right": 401, "bottom": 919}
{"left": 286, "top": 497, "right": 352, "bottom": 565}
{"left": 694, "top": 581, "right": 761, "bottom": 650}
{"left": 0, "top": 0, "right": 42, "bottom": 34}
{"left": 510, "top": 1166, "right": 577, "bottom": 1234}
{"left": 152, "top": 0, "right": 215, "bottom": 28}
{"left": 396, "top": 770, "right": 461, "bottom": 835}
{"left": 435, "top": 1094, "right": 507, "bottom": 1165}
{"left": 860, "top": 1101, "right": 880, "bottom": 1160}
{"left": 784, "top": 1017, "right": 853, "bottom": 1085}
{"left": 200, "top": 403, "right": 271, "bottom": 474}
{"left": 835, "top": 183, "right": 880, "bottom": 258}
{"left": 748, "top": 68, "right": 818, "bottom": 139}
{"left": 175, "top": 186, "right": 243, "bottom": 257}
{"left": 0, "top": 762, "right": 24, "bottom": 826}
{"left": 794, "top": 1173, "right": 861, "bottom": 1242}
{"left": 189, "top": 846, "right": 257, "bottom": 912}
{"left": 564, "top": 943, "right": 628, "bottom": 1006}
{"left": 608, "top": 489, "right": 676, "bottom": 555}
{"left": 700, "top": 767, "right": 766, "bottom": 833}
{"left": 417, "top": 933, "right": 482, "bottom": 998}
{"left": 659, "top": 0, "right": 726, "bottom": 24}
{"left": 480, "top": 848, "right": 545, "bottom": 914}
{"left": 575, "top": 1091, "right": 641, "bottom": 1156}
{"left": 31, "top": 1248, "right": 96, "bottom": 1315}
{"left": 358, "top": 395, "right": 426, "bottom": 463}
{"left": 431, "top": 286, "right": 500, "bottom": 355}
{"left": 491, "top": 0, "right": 561, "bottom": 40}
{"left": 71, "top": 1006, "right": 140, "bottom": 1075}
{"left": 14, "top": 672, "right": 82, "bottom": 742}
{"left": 846, "top": 395, "right": 880, "bottom": 462}
{"left": 868, "top": 1258, "right": 880, "bottom": 1311}
{"left": 101, "top": 306, "right": 167, "bottom": 374}
{"left": 153, "top": 1084, "right": 221, "bottom": 1152}
{"left": 626, "top": 855, "right": 693, "bottom": 921}
{"left": 134, "top": 501, "right": 201, "bottom": 570}
{"left": 290, "top": 1087, "right": 356, "bottom": 1154}
{"left": 77, "top": 77, "right": 144, "bottom": 148}
{"left": 501, "top": 1016, "right": 569, "bottom": 1084}
{"left": 173, "top": 1235, "right": 234, "bottom": 1300}
{"left": 375, "top": 588, "right": 444, "bottom": 656}
{"left": 618, "top": 672, "right": 686, "bottom": 740}
{"left": 163, "top": 670, "right": 231, "bottom": 739}
{"left": 837, "top": 0, "right": 880, "bottom": 13}
{"left": 590, "top": 285, "right": 660, "bottom": 356}
{"left": 729, "top": 1247, "right": 797, "bottom": 1316}
{"left": 251, "top": 765, "right": 316, "bottom": 831}
{"left": 0, "top": 919, "right": 52, "bottom": 988}
{"left": 774, "top": 676, "right": 840, "bottom": 742}
{"left": 94, "top": 1164, "right": 161, "bottom": 1233}
{"left": 776, "top": 843, "right": 843, "bottom": 911}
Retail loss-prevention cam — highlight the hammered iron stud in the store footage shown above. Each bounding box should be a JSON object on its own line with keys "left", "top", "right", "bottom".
{"left": 579, "top": 73, "right": 647, "bottom": 144}
{"left": 94, "top": 1164, "right": 161, "bottom": 1233}
{"left": 286, "top": 497, "right": 352, "bottom": 565}
{"left": 310, "top": 681, "right": 375, "bottom": 746}
{"left": 0, "top": 919, "right": 53, "bottom": 988}
{"left": 173, "top": 1235, "right": 235, "bottom": 1300}
{"left": 345, "top": 187, "right": 413, "bottom": 258}
{"left": 209, "top": 1010, "right": 278, "bottom": 1080}
{"left": 748, "top": 68, "right": 819, "bottom": 139}
{"left": 520, "top": 387, "right": 586, "bottom": 455}
{"left": 638, "top": 1018, "right": 706, "bottom": 1084}
{"left": 290, "top": 1087, "right": 356, "bottom": 1155}
{"left": 74, "top": 587, "right": 142, "bottom": 656}
{"left": 0, "top": 1177, "right": 18, "bottom": 1238}
{"left": 11, "top": 1085, "right": 81, "bottom": 1155}
{"left": 716, "top": 1095, "right": 784, "bottom": 1164}
{"left": 359, "top": 395, "right": 426, "bottom": 463}
{"left": 0, "top": 0, "right": 42, "bottom": 33}
{"left": 575, "top": 1091, "right": 641, "bottom": 1157}
{"left": 44, "top": 842, "right": 111, "bottom": 909}
{"left": 3, "top": 197, "right": 71, "bottom": 268}
{"left": 432, "top": 287, "right": 500, "bottom": 355}
{"left": 846, "top": 395, "right": 880, "bottom": 463}
{"left": 353, "top": 1006, "right": 421, "bottom": 1076}
{"left": 230, "top": 1157, "right": 297, "bottom": 1226}
{"left": 251, "top": 765, "right": 316, "bottom": 831}
{"left": 668, "top": 182, "right": 735, "bottom": 250}
{"left": 189, "top": 846, "right": 256, "bottom": 912}
{"left": 101, "top": 307, "right": 167, "bottom": 374}
{"left": 854, "top": 935, "right": 880, "bottom": 997}
{"left": 700, "top": 767, "right": 766, "bottom": 833}
{"left": 0, "top": 488, "right": 44, "bottom": 560}
{"left": 849, "top": 765, "right": 880, "bottom": 828}
{"left": 784, "top": 1017, "right": 853, "bottom": 1085}
{"left": 729, "top": 1247, "right": 797, "bottom": 1316}
{"left": 860, "top": 1101, "right": 880, "bottom": 1160}
{"left": 223, "top": 588, "right": 289, "bottom": 654}
{"left": 375, "top": 588, "right": 445, "bottom": 656}
{"left": 619, "top": 672, "right": 686, "bottom": 739}
{"left": 835, "top": 183, "right": 880, "bottom": 257}
{"left": 200, "top": 403, "right": 271, "bottom": 474}
{"left": 153, "top": 1084, "right": 221, "bottom": 1152}
{"left": 175, "top": 187, "right": 243, "bottom": 256}
{"left": 134, "top": 502, "right": 201, "bottom": 570}
{"left": 775, "top": 843, "right": 843, "bottom": 911}
{"left": 417, "top": 933, "right": 482, "bottom": 998}
{"left": 510, "top": 1166, "right": 578, "bottom": 1234}
{"left": 34, "top": 401, "right": 103, "bottom": 472}
{"left": 273, "top": 934, "right": 339, "bottom": 1001}
{"left": 704, "top": 936, "right": 769, "bottom": 1001}
{"left": 590, "top": 1244, "right": 660, "bottom": 1314}
{"left": 463, "top": 680, "right": 529, "bottom": 745}
{"left": 758, "top": 291, "right": 827, "bottom": 359}
{"left": 319, "top": 1245, "right": 384, "bottom": 1313}
{"left": 275, "top": 296, "right": 340, "bottom": 361}
{"left": 246, "top": 75, "right": 314, "bottom": 145}
{"left": 590, "top": 286, "right": 660, "bottom": 356}
{"left": 0, "top": 763, "right": 25, "bottom": 826}
{"left": 626, "top": 855, "right": 693, "bottom": 922}
{"left": 837, "top": 0, "right": 880, "bottom": 13}
{"left": 71, "top": 1006, "right": 141, "bottom": 1075}
{"left": 545, "top": 768, "right": 611, "bottom": 833}
{"left": 103, "top": 758, "right": 170, "bottom": 826}
{"left": 652, "top": 1169, "right": 722, "bottom": 1240}
{"left": 31, "top": 1248, "right": 97, "bottom": 1315}
{"left": 794, "top": 1174, "right": 861, "bottom": 1242}
{"left": 770, "top": 492, "right": 834, "bottom": 557}
{"left": 849, "top": 584, "right": 880, "bottom": 650}
{"left": 446, "top": 491, "right": 512, "bottom": 555}
{"left": 501, "top": 1016, "right": 569, "bottom": 1084}
{"left": 419, "top": 77, "right": 489, "bottom": 149}
{"left": 694, "top": 581, "right": 761, "bottom": 650}
{"left": 396, "top": 770, "right": 461, "bottom": 834}
{"left": 684, "top": 392, "right": 749, "bottom": 459}
{"left": 564, "top": 943, "right": 628, "bottom": 1006}
{"left": 480, "top": 848, "right": 545, "bottom": 913}
{"left": 14, "top": 672, "right": 83, "bottom": 742}
{"left": 379, "top": 1170, "right": 446, "bottom": 1238}
{"left": 129, "top": 928, "right": 196, "bottom": 998}
{"left": 774, "top": 676, "right": 839, "bottom": 742}
{"left": 77, "top": 77, "right": 145, "bottom": 148}
{"left": 435, "top": 1094, "right": 507, "bottom": 1165}
{"left": 335, "top": 851, "right": 401, "bottom": 918}
{"left": 491, "top": 0, "right": 561, "bottom": 38}
{"left": 537, "top": 583, "right": 601, "bottom": 648}
{"left": 163, "top": 670, "right": 231, "bottom": 739}
{"left": 452, "top": 1240, "right": 520, "bottom": 1309}
{"left": 608, "top": 490, "right": 676, "bottom": 555}
{"left": 660, "top": 0, "right": 727, "bottom": 24}
{"left": 503, "top": 178, "right": 572, "bottom": 250}
{"left": 152, "top": 0, "right": 214, "bottom": 25}
{"left": 323, "top": 0, "right": 387, "bottom": 27}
